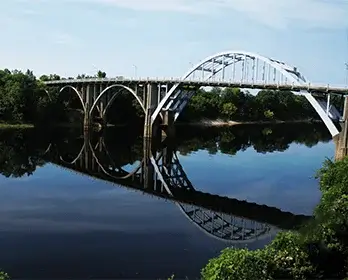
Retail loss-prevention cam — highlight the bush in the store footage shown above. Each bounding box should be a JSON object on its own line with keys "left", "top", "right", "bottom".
{"left": 0, "top": 272, "right": 10, "bottom": 280}
{"left": 201, "top": 232, "right": 315, "bottom": 280}
{"left": 266, "top": 232, "right": 315, "bottom": 279}
{"left": 201, "top": 248, "right": 271, "bottom": 280}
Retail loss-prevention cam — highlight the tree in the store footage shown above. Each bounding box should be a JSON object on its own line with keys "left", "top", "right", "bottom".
{"left": 222, "top": 102, "right": 237, "bottom": 119}
{"left": 97, "top": 70, "right": 106, "bottom": 78}
{"left": 264, "top": 109, "right": 274, "bottom": 120}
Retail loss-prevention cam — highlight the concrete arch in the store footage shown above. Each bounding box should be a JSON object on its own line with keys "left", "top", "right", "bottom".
{"left": 89, "top": 140, "right": 144, "bottom": 180}
{"left": 151, "top": 50, "right": 339, "bottom": 137}
{"left": 59, "top": 142, "right": 85, "bottom": 165}
{"left": 89, "top": 84, "right": 145, "bottom": 116}
{"left": 60, "top": 85, "right": 86, "bottom": 112}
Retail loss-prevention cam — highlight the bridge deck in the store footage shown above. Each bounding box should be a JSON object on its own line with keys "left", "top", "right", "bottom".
{"left": 44, "top": 78, "right": 348, "bottom": 94}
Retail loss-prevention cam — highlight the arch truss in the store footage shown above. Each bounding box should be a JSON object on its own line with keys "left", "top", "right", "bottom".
{"left": 151, "top": 50, "right": 339, "bottom": 137}
{"left": 150, "top": 146, "right": 276, "bottom": 244}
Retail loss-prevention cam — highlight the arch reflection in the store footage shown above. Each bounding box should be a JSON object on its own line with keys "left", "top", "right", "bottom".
{"left": 43, "top": 131, "right": 311, "bottom": 244}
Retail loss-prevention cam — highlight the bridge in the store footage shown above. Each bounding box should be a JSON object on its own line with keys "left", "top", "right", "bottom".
{"left": 44, "top": 50, "right": 348, "bottom": 139}
{"left": 42, "top": 132, "right": 312, "bottom": 244}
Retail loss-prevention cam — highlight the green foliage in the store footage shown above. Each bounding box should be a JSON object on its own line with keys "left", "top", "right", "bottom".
{"left": 201, "top": 232, "right": 315, "bottom": 280}
{"left": 97, "top": 70, "right": 106, "bottom": 78}
{"left": 202, "top": 248, "right": 271, "bottom": 280}
{"left": 222, "top": 102, "right": 237, "bottom": 119}
{"left": 179, "top": 88, "right": 318, "bottom": 123}
{"left": 266, "top": 232, "right": 315, "bottom": 279}
{"left": 0, "top": 69, "right": 62, "bottom": 125}
{"left": 0, "top": 271, "right": 10, "bottom": 280}
{"left": 264, "top": 109, "right": 274, "bottom": 119}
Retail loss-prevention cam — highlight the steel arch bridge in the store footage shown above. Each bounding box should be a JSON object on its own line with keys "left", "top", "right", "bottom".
{"left": 151, "top": 50, "right": 340, "bottom": 137}
{"left": 44, "top": 136, "right": 277, "bottom": 244}
{"left": 44, "top": 50, "right": 347, "bottom": 138}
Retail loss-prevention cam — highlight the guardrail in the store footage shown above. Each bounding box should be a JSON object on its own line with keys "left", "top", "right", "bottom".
{"left": 43, "top": 77, "right": 348, "bottom": 93}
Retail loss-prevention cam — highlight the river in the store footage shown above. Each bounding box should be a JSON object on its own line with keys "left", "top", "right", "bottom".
{"left": 0, "top": 123, "right": 335, "bottom": 279}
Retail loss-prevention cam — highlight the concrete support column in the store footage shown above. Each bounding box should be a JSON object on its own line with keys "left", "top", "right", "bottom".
{"left": 83, "top": 128, "right": 90, "bottom": 169}
{"left": 144, "top": 83, "right": 160, "bottom": 138}
{"left": 162, "top": 110, "right": 176, "bottom": 138}
{"left": 143, "top": 137, "right": 155, "bottom": 191}
{"left": 343, "top": 95, "right": 348, "bottom": 121}
{"left": 162, "top": 144, "right": 174, "bottom": 167}
{"left": 326, "top": 93, "right": 331, "bottom": 115}
{"left": 99, "top": 84, "right": 105, "bottom": 119}
{"left": 83, "top": 84, "right": 92, "bottom": 129}
{"left": 334, "top": 96, "right": 348, "bottom": 161}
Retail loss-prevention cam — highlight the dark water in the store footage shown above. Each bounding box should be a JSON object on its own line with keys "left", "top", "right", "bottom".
{"left": 0, "top": 123, "right": 335, "bottom": 279}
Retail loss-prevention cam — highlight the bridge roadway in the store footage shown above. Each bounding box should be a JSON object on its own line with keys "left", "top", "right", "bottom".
{"left": 48, "top": 158, "right": 311, "bottom": 231}
{"left": 44, "top": 77, "right": 348, "bottom": 94}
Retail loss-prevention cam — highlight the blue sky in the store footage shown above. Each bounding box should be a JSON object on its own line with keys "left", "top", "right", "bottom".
{"left": 1, "top": 0, "right": 348, "bottom": 84}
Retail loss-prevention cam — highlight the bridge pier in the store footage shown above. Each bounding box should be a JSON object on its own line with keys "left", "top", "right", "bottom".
{"left": 162, "top": 110, "right": 176, "bottom": 138}
{"left": 83, "top": 84, "right": 93, "bottom": 129}
{"left": 144, "top": 83, "right": 161, "bottom": 139}
{"left": 334, "top": 96, "right": 348, "bottom": 161}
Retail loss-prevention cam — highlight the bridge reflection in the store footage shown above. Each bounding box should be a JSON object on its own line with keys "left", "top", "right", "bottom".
{"left": 43, "top": 131, "right": 311, "bottom": 244}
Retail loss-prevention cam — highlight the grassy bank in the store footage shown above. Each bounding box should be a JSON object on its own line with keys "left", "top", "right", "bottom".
{"left": 0, "top": 123, "right": 34, "bottom": 129}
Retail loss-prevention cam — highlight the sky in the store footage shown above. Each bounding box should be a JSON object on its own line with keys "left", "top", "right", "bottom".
{"left": 1, "top": 0, "right": 348, "bottom": 85}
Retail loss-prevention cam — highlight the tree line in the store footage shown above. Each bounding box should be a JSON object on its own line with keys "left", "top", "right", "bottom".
{"left": 180, "top": 87, "right": 343, "bottom": 123}
{"left": 0, "top": 68, "right": 342, "bottom": 126}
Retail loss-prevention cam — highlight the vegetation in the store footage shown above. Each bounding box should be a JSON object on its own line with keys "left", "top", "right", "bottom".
{"left": 0, "top": 69, "right": 49, "bottom": 125}
{"left": 0, "top": 272, "right": 10, "bottom": 280}
{"left": 178, "top": 87, "right": 340, "bottom": 123}
{"left": 201, "top": 156, "right": 348, "bottom": 280}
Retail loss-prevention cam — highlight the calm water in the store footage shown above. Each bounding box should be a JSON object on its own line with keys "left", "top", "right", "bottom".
{"left": 0, "top": 124, "right": 335, "bottom": 279}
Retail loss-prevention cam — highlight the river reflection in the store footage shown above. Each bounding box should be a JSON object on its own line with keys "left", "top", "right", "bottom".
{"left": 0, "top": 123, "right": 334, "bottom": 279}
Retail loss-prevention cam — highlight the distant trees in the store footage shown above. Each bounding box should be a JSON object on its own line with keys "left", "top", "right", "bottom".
{"left": 0, "top": 69, "right": 50, "bottom": 124}
{"left": 179, "top": 87, "right": 320, "bottom": 122}
{"left": 97, "top": 70, "right": 106, "bottom": 78}
{"left": 76, "top": 70, "right": 107, "bottom": 79}
{"left": 39, "top": 74, "right": 61, "bottom": 81}
{"left": 39, "top": 70, "right": 107, "bottom": 81}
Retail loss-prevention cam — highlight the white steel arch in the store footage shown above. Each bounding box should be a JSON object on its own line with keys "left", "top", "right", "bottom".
{"left": 89, "top": 84, "right": 145, "bottom": 116}
{"left": 151, "top": 50, "right": 339, "bottom": 137}
{"left": 149, "top": 151, "right": 275, "bottom": 244}
{"left": 59, "top": 85, "right": 86, "bottom": 112}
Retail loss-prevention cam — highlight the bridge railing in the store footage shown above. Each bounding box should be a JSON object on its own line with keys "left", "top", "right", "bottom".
{"left": 43, "top": 78, "right": 348, "bottom": 93}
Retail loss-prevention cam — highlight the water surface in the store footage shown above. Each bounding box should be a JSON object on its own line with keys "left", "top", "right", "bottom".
{"left": 0, "top": 124, "right": 334, "bottom": 279}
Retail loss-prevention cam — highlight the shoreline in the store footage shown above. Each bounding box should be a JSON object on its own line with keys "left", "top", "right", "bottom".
{"left": 0, "top": 119, "right": 322, "bottom": 129}
{"left": 0, "top": 123, "right": 34, "bottom": 129}
{"left": 177, "top": 119, "right": 322, "bottom": 127}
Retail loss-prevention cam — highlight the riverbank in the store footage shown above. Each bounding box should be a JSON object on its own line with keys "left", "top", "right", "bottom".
{"left": 178, "top": 119, "right": 322, "bottom": 127}
{"left": 0, "top": 123, "right": 34, "bottom": 129}
{"left": 0, "top": 119, "right": 322, "bottom": 130}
